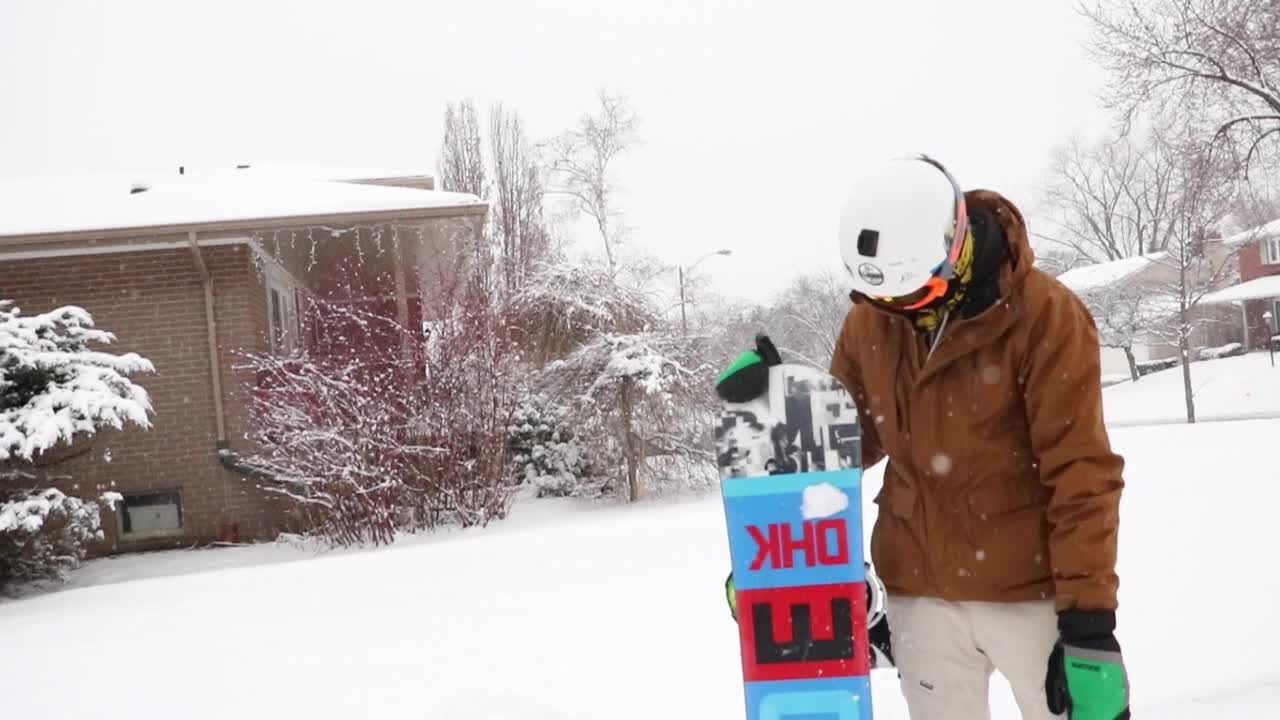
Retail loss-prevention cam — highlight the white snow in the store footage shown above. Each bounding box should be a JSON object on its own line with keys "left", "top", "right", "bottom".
{"left": 800, "top": 482, "right": 850, "bottom": 519}
{"left": 1220, "top": 216, "right": 1280, "bottom": 248}
{"left": 1200, "top": 273, "right": 1280, "bottom": 305}
{"left": 0, "top": 171, "right": 483, "bottom": 238}
{"left": 1, "top": 416, "right": 1278, "bottom": 717}
{"left": 0, "top": 303, "right": 154, "bottom": 461}
{"left": 1103, "top": 351, "right": 1280, "bottom": 425}
{"left": 1056, "top": 253, "right": 1163, "bottom": 294}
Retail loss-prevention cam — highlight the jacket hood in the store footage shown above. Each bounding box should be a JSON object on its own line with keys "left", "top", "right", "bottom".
{"left": 966, "top": 188, "right": 1035, "bottom": 291}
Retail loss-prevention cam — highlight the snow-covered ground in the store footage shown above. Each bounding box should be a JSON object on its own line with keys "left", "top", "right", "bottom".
{"left": 2, "top": 416, "right": 1278, "bottom": 718}
{"left": 1103, "top": 350, "right": 1280, "bottom": 425}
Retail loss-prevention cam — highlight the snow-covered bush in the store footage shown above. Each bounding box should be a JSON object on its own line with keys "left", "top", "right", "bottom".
{"left": 506, "top": 257, "right": 658, "bottom": 363}
{"left": 410, "top": 279, "right": 522, "bottom": 528}
{"left": 537, "top": 332, "right": 718, "bottom": 501}
{"left": 1137, "top": 356, "right": 1181, "bottom": 376}
{"left": 240, "top": 345, "right": 418, "bottom": 546}
{"left": 1, "top": 301, "right": 153, "bottom": 461}
{"left": 0, "top": 300, "right": 152, "bottom": 591}
{"left": 508, "top": 398, "right": 602, "bottom": 498}
{"left": 240, "top": 281, "right": 521, "bottom": 546}
{"left": 0, "top": 487, "right": 121, "bottom": 592}
{"left": 1198, "top": 342, "right": 1245, "bottom": 361}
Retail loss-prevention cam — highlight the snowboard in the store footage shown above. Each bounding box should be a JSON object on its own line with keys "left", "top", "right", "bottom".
{"left": 716, "top": 361, "right": 877, "bottom": 720}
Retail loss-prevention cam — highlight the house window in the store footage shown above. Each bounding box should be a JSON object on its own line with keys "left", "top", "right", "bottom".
{"left": 266, "top": 274, "right": 299, "bottom": 353}
{"left": 118, "top": 490, "right": 183, "bottom": 537}
{"left": 1263, "top": 236, "right": 1280, "bottom": 265}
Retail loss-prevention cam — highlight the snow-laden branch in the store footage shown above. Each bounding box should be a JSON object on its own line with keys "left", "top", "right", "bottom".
{"left": 0, "top": 301, "right": 154, "bottom": 462}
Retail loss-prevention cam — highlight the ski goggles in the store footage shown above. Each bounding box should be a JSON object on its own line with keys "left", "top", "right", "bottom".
{"left": 868, "top": 156, "right": 970, "bottom": 311}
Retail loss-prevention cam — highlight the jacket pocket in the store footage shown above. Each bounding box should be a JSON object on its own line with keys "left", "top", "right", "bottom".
{"left": 959, "top": 478, "right": 1051, "bottom": 589}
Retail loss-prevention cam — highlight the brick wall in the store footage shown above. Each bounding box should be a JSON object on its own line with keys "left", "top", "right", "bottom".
{"left": 0, "top": 242, "right": 291, "bottom": 553}
{"left": 1236, "top": 239, "right": 1280, "bottom": 348}
{"left": 1240, "top": 239, "right": 1280, "bottom": 282}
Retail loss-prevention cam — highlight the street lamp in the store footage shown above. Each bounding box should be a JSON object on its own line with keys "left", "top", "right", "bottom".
{"left": 679, "top": 249, "right": 732, "bottom": 335}
{"left": 1264, "top": 309, "right": 1276, "bottom": 367}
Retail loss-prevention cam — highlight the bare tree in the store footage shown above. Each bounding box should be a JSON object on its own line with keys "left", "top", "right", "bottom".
{"left": 489, "top": 102, "right": 551, "bottom": 293}
{"left": 1034, "top": 246, "right": 1093, "bottom": 276}
{"left": 546, "top": 89, "right": 641, "bottom": 274}
{"left": 1038, "top": 129, "right": 1184, "bottom": 263}
{"left": 1080, "top": 281, "right": 1170, "bottom": 380}
{"left": 438, "top": 99, "right": 487, "bottom": 197}
{"left": 1139, "top": 124, "right": 1245, "bottom": 422}
{"left": 438, "top": 99, "right": 491, "bottom": 292}
{"left": 1039, "top": 133, "right": 1146, "bottom": 261}
{"left": 763, "top": 269, "right": 851, "bottom": 369}
{"left": 1081, "top": 0, "right": 1280, "bottom": 176}
{"left": 1226, "top": 160, "right": 1280, "bottom": 229}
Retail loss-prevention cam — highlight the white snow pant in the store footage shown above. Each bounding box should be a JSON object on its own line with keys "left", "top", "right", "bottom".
{"left": 887, "top": 595, "right": 1065, "bottom": 720}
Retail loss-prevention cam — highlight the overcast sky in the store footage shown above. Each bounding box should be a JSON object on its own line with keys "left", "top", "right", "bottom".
{"left": 0, "top": 0, "right": 1112, "bottom": 304}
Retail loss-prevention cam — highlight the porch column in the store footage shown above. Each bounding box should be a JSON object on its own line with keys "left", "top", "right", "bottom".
{"left": 1242, "top": 303, "right": 1250, "bottom": 349}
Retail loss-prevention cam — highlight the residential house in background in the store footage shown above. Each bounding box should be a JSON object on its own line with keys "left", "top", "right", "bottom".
{"left": 0, "top": 166, "right": 486, "bottom": 554}
{"left": 1200, "top": 218, "right": 1280, "bottom": 349}
{"left": 1056, "top": 238, "right": 1242, "bottom": 378}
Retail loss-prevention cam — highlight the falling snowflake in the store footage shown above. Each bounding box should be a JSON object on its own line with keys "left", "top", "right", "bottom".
{"left": 930, "top": 452, "right": 953, "bottom": 476}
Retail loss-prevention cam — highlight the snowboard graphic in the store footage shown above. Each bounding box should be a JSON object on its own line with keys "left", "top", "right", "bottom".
{"left": 716, "top": 362, "right": 874, "bottom": 720}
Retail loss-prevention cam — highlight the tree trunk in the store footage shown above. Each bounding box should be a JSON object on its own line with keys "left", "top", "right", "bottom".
{"left": 1180, "top": 316, "right": 1196, "bottom": 424}
{"left": 1123, "top": 346, "right": 1139, "bottom": 382}
{"left": 597, "top": 215, "right": 615, "bottom": 277}
{"left": 1178, "top": 243, "right": 1195, "bottom": 424}
{"left": 620, "top": 377, "right": 639, "bottom": 501}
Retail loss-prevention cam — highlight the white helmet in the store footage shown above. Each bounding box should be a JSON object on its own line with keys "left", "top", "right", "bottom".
{"left": 838, "top": 154, "right": 969, "bottom": 304}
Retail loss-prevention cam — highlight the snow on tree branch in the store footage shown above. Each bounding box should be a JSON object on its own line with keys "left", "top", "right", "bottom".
{"left": 0, "top": 301, "right": 154, "bottom": 462}
{"left": 537, "top": 331, "right": 717, "bottom": 501}
{"left": 507, "top": 256, "right": 659, "bottom": 363}
{"left": 1082, "top": 0, "right": 1280, "bottom": 168}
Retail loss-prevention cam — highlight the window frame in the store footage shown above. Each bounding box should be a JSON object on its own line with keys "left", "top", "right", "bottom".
{"left": 116, "top": 489, "right": 185, "bottom": 541}
{"left": 1263, "top": 235, "right": 1280, "bottom": 265}
{"left": 264, "top": 266, "right": 301, "bottom": 354}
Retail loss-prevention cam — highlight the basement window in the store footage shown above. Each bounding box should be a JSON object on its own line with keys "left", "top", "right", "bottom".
{"left": 118, "top": 490, "right": 183, "bottom": 538}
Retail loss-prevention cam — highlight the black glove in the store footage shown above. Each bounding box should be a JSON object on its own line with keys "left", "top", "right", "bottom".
{"left": 1045, "top": 609, "right": 1131, "bottom": 720}
{"left": 715, "top": 334, "right": 782, "bottom": 403}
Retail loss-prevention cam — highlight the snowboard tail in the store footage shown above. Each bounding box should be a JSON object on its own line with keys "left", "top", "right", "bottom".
{"left": 717, "top": 363, "right": 874, "bottom": 720}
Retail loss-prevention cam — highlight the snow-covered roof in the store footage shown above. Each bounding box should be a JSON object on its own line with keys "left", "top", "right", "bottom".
{"left": 1200, "top": 273, "right": 1280, "bottom": 304}
{"left": 183, "top": 163, "right": 437, "bottom": 185}
{"left": 0, "top": 169, "right": 484, "bottom": 239}
{"left": 1056, "top": 253, "right": 1165, "bottom": 294}
{"left": 1220, "top": 217, "right": 1280, "bottom": 248}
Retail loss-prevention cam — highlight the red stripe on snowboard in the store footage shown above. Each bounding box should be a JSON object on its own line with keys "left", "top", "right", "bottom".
{"left": 736, "top": 581, "right": 869, "bottom": 682}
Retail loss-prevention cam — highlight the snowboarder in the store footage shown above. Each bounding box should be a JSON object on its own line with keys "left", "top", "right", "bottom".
{"left": 723, "top": 154, "right": 1130, "bottom": 720}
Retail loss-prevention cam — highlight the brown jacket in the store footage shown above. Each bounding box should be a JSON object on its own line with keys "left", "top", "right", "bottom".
{"left": 829, "top": 190, "right": 1124, "bottom": 613}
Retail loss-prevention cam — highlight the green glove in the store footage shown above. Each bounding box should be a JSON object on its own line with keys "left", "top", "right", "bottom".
{"left": 715, "top": 334, "right": 782, "bottom": 403}
{"left": 1045, "top": 610, "right": 1130, "bottom": 720}
{"left": 725, "top": 571, "right": 737, "bottom": 620}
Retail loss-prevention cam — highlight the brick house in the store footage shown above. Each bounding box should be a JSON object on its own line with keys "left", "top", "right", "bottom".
{"left": 1201, "top": 218, "right": 1280, "bottom": 349}
{"left": 0, "top": 167, "right": 486, "bottom": 553}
